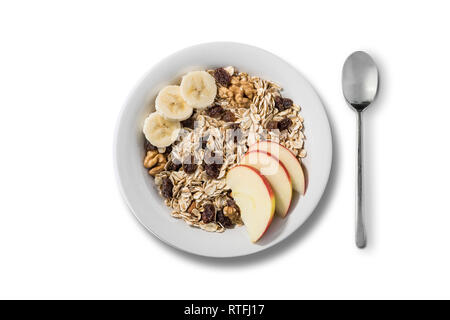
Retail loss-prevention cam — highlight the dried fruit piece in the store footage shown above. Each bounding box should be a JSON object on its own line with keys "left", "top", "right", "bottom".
{"left": 216, "top": 209, "right": 233, "bottom": 227}
{"left": 161, "top": 177, "right": 173, "bottom": 198}
{"left": 182, "top": 156, "right": 198, "bottom": 174}
{"left": 144, "top": 139, "right": 158, "bottom": 151}
{"left": 275, "top": 96, "right": 293, "bottom": 111}
{"left": 278, "top": 118, "right": 293, "bottom": 131}
{"left": 205, "top": 105, "right": 225, "bottom": 118}
{"left": 164, "top": 145, "right": 172, "bottom": 155}
{"left": 181, "top": 116, "right": 195, "bottom": 129}
{"left": 228, "top": 122, "right": 240, "bottom": 130}
{"left": 166, "top": 159, "right": 181, "bottom": 171}
{"left": 274, "top": 96, "right": 283, "bottom": 109}
{"left": 282, "top": 98, "right": 293, "bottom": 109}
{"left": 205, "top": 163, "right": 221, "bottom": 179}
{"left": 213, "top": 68, "right": 231, "bottom": 87}
{"left": 221, "top": 110, "right": 236, "bottom": 122}
{"left": 205, "top": 105, "right": 236, "bottom": 122}
{"left": 202, "top": 204, "right": 216, "bottom": 223}
{"left": 266, "top": 120, "right": 279, "bottom": 130}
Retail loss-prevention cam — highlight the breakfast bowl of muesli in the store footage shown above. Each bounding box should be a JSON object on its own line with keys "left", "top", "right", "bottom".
{"left": 114, "top": 42, "right": 332, "bottom": 257}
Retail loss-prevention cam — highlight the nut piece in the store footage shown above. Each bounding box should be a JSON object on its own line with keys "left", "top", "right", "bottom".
{"left": 223, "top": 206, "right": 241, "bottom": 224}
{"left": 187, "top": 201, "right": 197, "bottom": 214}
{"left": 143, "top": 150, "right": 167, "bottom": 176}
{"left": 216, "top": 209, "right": 233, "bottom": 227}
{"left": 224, "top": 200, "right": 243, "bottom": 225}
{"left": 218, "top": 73, "right": 256, "bottom": 108}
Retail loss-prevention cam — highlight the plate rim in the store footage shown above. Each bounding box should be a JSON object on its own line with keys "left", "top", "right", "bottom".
{"left": 114, "top": 41, "right": 333, "bottom": 258}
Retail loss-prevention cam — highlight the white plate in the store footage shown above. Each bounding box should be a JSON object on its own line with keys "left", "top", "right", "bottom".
{"left": 114, "top": 42, "right": 332, "bottom": 258}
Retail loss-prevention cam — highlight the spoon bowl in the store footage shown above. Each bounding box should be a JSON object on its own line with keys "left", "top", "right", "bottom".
{"left": 343, "top": 51, "right": 379, "bottom": 111}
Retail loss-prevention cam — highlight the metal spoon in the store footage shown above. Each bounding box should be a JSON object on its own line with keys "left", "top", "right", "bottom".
{"left": 342, "top": 51, "right": 379, "bottom": 249}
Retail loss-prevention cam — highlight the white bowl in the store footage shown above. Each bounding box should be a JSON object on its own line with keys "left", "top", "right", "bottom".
{"left": 114, "top": 42, "right": 332, "bottom": 258}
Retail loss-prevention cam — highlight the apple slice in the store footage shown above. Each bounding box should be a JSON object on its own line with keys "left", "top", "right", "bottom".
{"left": 249, "top": 140, "right": 306, "bottom": 195}
{"left": 226, "top": 165, "right": 276, "bottom": 242}
{"left": 241, "top": 150, "right": 292, "bottom": 217}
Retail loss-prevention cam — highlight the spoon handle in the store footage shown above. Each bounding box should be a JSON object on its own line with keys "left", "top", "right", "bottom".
{"left": 356, "top": 111, "right": 366, "bottom": 248}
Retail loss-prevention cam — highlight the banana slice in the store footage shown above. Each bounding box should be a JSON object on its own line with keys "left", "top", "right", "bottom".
{"left": 180, "top": 71, "right": 217, "bottom": 109}
{"left": 155, "top": 85, "right": 193, "bottom": 121}
{"left": 143, "top": 112, "right": 181, "bottom": 148}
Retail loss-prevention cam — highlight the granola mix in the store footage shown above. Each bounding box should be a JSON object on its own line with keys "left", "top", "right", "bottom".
{"left": 144, "top": 67, "right": 306, "bottom": 232}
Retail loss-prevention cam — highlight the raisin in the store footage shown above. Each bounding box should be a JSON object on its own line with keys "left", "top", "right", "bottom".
{"left": 181, "top": 116, "right": 195, "bottom": 129}
{"left": 221, "top": 110, "right": 236, "bottom": 122}
{"left": 182, "top": 156, "right": 198, "bottom": 174}
{"left": 278, "top": 118, "right": 292, "bottom": 131}
{"left": 166, "top": 160, "right": 181, "bottom": 171}
{"left": 216, "top": 209, "right": 233, "bottom": 227}
{"left": 205, "top": 163, "right": 221, "bottom": 179}
{"left": 205, "top": 105, "right": 225, "bottom": 118}
{"left": 274, "top": 96, "right": 293, "bottom": 111}
{"left": 183, "top": 163, "right": 197, "bottom": 174}
{"left": 228, "top": 122, "right": 240, "bottom": 130}
{"left": 161, "top": 177, "right": 173, "bottom": 199}
{"left": 282, "top": 98, "right": 293, "bottom": 108}
{"left": 266, "top": 120, "right": 279, "bottom": 130}
{"left": 205, "top": 105, "right": 235, "bottom": 122}
{"left": 144, "top": 140, "right": 157, "bottom": 151}
{"left": 213, "top": 68, "right": 231, "bottom": 87}
{"left": 202, "top": 204, "right": 216, "bottom": 223}
{"left": 164, "top": 145, "right": 172, "bottom": 155}
{"left": 274, "top": 96, "right": 283, "bottom": 110}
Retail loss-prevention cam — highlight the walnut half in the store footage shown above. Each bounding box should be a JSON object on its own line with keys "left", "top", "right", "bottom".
{"left": 143, "top": 150, "right": 167, "bottom": 176}
{"left": 218, "top": 74, "right": 256, "bottom": 108}
{"left": 223, "top": 205, "right": 243, "bottom": 225}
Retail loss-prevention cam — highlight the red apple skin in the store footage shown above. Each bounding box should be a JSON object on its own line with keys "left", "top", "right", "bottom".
{"left": 243, "top": 150, "right": 292, "bottom": 217}
{"left": 250, "top": 140, "right": 306, "bottom": 195}
{"left": 229, "top": 165, "right": 276, "bottom": 242}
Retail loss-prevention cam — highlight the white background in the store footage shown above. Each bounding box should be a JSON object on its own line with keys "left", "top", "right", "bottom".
{"left": 1, "top": 0, "right": 449, "bottom": 300}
